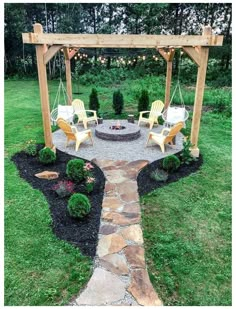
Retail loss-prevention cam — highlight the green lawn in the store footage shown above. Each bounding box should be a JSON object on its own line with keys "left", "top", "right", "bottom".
{"left": 141, "top": 113, "right": 232, "bottom": 305}
{"left": 4, "top": 80, "right": 92, "bottom": 306}
{"left": 4, "top": 79, "right": 231, "bottom": 305}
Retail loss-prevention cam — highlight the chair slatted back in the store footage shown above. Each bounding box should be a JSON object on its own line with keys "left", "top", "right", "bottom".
{"left": 164, "top": 122, "right": 184, "bottom": 144}
{"left": 72, "top": 99, "right": 87, "bottom": 119}
{"left": 149, "top": 100, "right": 164, "bottom": 120}
{"left": 57, "top": 118, "right": 76, "bottom": 141}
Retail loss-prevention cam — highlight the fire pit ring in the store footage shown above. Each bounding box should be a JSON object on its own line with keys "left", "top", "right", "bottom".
{"left": 95, "top": 120, "right": 141, "bottom": 141}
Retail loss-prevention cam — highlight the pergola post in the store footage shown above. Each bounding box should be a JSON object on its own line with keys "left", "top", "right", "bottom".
{"left": 63, "top": 48, "right": 72, "bottom": 105}
{"left": 190, "top": 26, "right": 211, "bottom": 157}
{"left": 34, "top": 23, "right": 53, "bottom": 148}
{"left": 158, "top": 49, "right": 175, "bottom": 109}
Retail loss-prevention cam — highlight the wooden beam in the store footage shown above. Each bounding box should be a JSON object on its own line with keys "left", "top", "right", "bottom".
{"left": 190, "top": 26, "right": 211, "bottom": 157}
{"left": 43, "top": 45, "right": 62, "bottom": 65}
{"left": 33, "top": 23, "right": 53, "bottom": 148}
{"left": 63, "top": 48, "right": 72, "bottom": 105}
{"left": 69, "top": 49, "right": 77, "bottom": 60}
{"left": 164, "top": 61, "right": 173, "bottom": 109}
{"left": 183, "top": 46, "right": 201, "bottom": 66}
{"left": 22, "top": 32, "right": 224, "bottom": 47}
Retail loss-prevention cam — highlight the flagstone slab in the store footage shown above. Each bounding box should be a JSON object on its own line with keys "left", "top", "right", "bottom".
{"left": 128, "top": 269, "right": 163, "bottom": 306}
{"left": 102, "top": 196, "right": 124, "bottom": 211}
{"left": 105, "top": 169, "right": 128, "bottom": 184}
{"left": 99, "top": 224, "right": 118, "bottom": 235}
{"left": 120, "top": 191, "right": 139, "bottom": 203}
{"left": 126, "top": 160, "right": 149, "bottom": 171}
{"left": 100, "top": 253, "right": 129, "bottom": 275}
{"left": 76, "top": 268, "right": 126, "bottom": 305}
{"left": 97, "top": 233, "right": 127, "bottom": 257}
{"left": 123, "top": 202, "right": 140, "bottom": 214}
{"left": 116, "top": 181, "right": 138, "bottom": 195}
{"left": 124, "top": 246, "right": 145, "bottom": 268}
{"left": 102, "top": 212, "right": 141, "bottom": 226}
{"left": 120, "top": 225, "right": 143, "bottom": 245}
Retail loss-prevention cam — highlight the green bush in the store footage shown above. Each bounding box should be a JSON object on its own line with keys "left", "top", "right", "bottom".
{"left": 138, "top": 89, "right": 149, "bottom": 112}
{"left": 163, "top": 155, "right": 181, "bottom": 172}
{"left": 24, "top": 139, "right": 37, "bottom": 156}
{"left": 180, "top": 140, "right": 197, "bottom": 165}
{"left": 66, "top": 159, "right": 86, "bottom": 182}
{"left": 67, "top": 193, "right": 91, "bottom": 218}
{"left": 112, "top": 90, "right": 124, "bottom": 114}
{"left": 39, "top": 147, "right": 56, "bottom": 165}
{"left": 89, "top": 88, "right": 100, "bottom": 111}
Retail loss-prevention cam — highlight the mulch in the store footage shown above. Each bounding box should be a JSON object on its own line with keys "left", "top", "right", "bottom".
{"left": 11, "top": 146, "right": 105, "bottom": 258}
{"left": 137, "top": 152, "right": 203, "bottom": 196}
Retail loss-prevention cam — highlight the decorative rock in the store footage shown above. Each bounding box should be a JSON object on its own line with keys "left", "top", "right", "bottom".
{"left": 76, "top": 268, "right": 126, "bottom": 305}
{"left": 102, "top": 212, "right": 141, "bottom": 226}
{"left": 35, "top": 171, "right": 59, "bottom": 180}
{"left": 102, "top": 196, "right": 124, "bottom": 211}
{"left": 100, "top": 253, "right": 129, "bottom": 275}
{"left": 97, "top": 234, "right": 127, "bottom": 257}
{"left": 120, "top": 225, "right": 143, "bottom": 245}
{"left": 128, "top": 269, "right": 162, "bottom": 306}
{"left": 124, "top": 246, "right": 145, "bottom": 268}
{"left": 99, "top": 224, "right": 118, "bottom": 235}
{"left": 123, "top": 202, "right": 140, "bottom": 214}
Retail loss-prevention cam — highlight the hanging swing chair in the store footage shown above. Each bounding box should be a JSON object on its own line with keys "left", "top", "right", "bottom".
{"left": 50, "top": 78, "right": 74, "bottom": 125}
{"left": 162, "top": 53, "right": 189, "bottom": 127}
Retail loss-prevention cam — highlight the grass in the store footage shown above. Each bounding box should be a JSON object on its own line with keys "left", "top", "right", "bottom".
{"left": 4, "top": 80, "right": 92, "bottom": 305}
{"left": 4, "top": 79, "right": 232, "bottom": 305}
{"left": 141, "top": 113, "right": 232, "bottom": 305}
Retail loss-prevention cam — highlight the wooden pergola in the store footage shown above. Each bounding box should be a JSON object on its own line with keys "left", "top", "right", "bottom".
{"left": 22, "top": 23, "right": 223, "bottom": 157}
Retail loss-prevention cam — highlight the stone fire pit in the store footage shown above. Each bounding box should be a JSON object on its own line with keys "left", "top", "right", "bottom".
{"left": 95, "top": 120, "right": 140, "bottom": 141}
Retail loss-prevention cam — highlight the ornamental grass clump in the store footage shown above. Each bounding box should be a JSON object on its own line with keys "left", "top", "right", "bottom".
{"left": 39, "top": 147, "right": 56, "bottom": 164}
{"left": 150, "top": 168, "right": 168, "bottom": 182}
{"left": 66, "top": 159, "right": 86, "bottom": 182}
{"left": 52, "top": 180, "right": 74, "bottom": 198}
{"left": 163, "top": 155, "right": 181, "bottom": 173}
{"left": 67, "top": 193, "right": 91, "bottom": 218}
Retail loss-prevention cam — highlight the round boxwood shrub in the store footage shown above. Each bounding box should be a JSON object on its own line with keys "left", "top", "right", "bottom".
{"left": 67, "top": 193, "right": 91, "bottom": 218}
{"left": 39, "top": 147, "right": 56, "bottom": 164}
{"left": 162, "top": 155, "right": 180, "bottom": 173}
{"left": 66, "top": 159, "right": 85, "bottom": 182}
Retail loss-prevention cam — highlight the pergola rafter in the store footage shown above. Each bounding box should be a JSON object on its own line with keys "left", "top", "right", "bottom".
{"left": 22, "top": 23, "right": 223, "bottom": 156}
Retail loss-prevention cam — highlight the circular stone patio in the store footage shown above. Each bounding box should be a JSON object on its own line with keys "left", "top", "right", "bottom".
{"left": 53, "top": 120, "right": 184, "bottom": 162}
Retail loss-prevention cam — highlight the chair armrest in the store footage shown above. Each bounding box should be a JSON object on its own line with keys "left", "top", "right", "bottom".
{"left": 71, "top": 126, "right": 78, "bottom": 133}
{"left": 161, "top": 128, "right": 171, "bottom": 135}
{"left": 85, "top": 109, "right": 97, "bottom": 115}
{"left": 139, "top": 111, "right": 150, "bottom": 116}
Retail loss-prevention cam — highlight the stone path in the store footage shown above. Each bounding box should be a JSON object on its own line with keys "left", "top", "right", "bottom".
{"left": 74, "top": 159, "right": 163, "bottom": 306}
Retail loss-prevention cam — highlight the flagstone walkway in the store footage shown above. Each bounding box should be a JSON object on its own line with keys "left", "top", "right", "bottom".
{"left": 74, "top": 159, "right": 162, "bottom": 306}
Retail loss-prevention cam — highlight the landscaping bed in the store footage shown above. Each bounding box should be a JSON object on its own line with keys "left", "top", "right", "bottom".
{"left": 11, "top": 147, "right": 105, "bottom": 258}
{"left": 137, "top": 152, "right": 203, "bottom": 196}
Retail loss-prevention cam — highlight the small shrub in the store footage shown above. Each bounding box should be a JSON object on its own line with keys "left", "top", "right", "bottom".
{"left": 85, "top": 176, "right": 95, "bottom": 193}
{"left": 138, "top": 89, "right": 149, "bottom": 112}
{"left": 67, "top": 193, "right": 91, "bottom": 218}
{"left": 52, "top": 180, "right": 74, "bottom": 198}
{"left": 66, "top": 159, "right": 86, "bottom": 182}
{"left": 180, "top": 140, "right": 197, "bottom": 165}
{"left": 150, "top": 168, "right": 168, "bottom": 182}
{"left": 89, "top": 88, "right": 100, "bottom": 111}
{"left": 112, "top": 90, "right": 124, "bottom": 115}
{"left": 163, "top": 155, "right": 181, "bottom": 172}
{"left": 39, "top": 147, "right": 56, "bottom": 165}
{"left": 24, "top": 139, "right": 37, "bottom": 156}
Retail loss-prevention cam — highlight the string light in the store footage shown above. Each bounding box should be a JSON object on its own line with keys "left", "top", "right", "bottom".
{"left": 180, "top": 51, "right": 184, "bottom": 55}
{"left": 74, "top": 56, "right": 77, "bottom": 60}
{"left": 142, "top": 55, "right": 146, "bottom": 60}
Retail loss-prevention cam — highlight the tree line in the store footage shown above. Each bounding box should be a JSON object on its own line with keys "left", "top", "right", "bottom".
{"left": 4, "top": 3, "right": 232, "bottom": 79}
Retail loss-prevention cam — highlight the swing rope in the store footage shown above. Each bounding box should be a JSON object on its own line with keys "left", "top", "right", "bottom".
{"left": 169, "top": 52, "right": 185, "bottom": 106}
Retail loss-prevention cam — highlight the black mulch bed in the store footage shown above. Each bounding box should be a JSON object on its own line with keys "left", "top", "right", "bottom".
{"left": 11, "top": 146, "right": 105, "bottom": 258}
{"left": 137, "top": 152, "right": 203, "bottom": 196}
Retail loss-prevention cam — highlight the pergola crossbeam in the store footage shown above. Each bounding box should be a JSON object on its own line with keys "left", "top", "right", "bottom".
{"left": 22, "top": 33, "right": 223, "bottom": 47}
{"left": 43, "top": 45, "right": 62, "bottom": 65}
